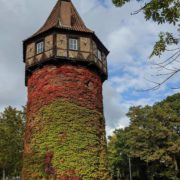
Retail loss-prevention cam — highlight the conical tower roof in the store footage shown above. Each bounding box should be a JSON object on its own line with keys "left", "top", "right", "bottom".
{"left": 32, "top": 0, "right": 92, "bottom": 37}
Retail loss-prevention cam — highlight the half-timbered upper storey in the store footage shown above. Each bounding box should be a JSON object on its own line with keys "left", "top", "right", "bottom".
{"left": 23, "top": 0, "right": 109, "bottom": 85}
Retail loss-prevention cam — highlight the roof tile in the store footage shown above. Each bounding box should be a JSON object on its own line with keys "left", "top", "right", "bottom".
{"left": 32, "top": 0, "right": 92, "bottom": 37}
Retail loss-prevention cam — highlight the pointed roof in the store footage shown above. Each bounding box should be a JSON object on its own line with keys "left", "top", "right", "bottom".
{"left": 32, "top": 0, "right": 92, "bottom": 37}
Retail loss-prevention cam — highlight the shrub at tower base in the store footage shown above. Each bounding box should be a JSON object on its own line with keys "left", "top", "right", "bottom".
{"left": 22, "top": 101, "right": 109, "bottom": 179}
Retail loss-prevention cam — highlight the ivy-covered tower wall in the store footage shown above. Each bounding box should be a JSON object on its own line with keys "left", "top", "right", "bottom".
{"left": 22, "top": 0, "right": 110, "bottom": 179}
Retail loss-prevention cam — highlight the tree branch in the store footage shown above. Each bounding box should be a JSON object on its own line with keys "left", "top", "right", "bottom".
{"left": 153, "top": 63, "right": 178, "bottom": 72}
{"left": 131, "top": 1, "right": 152, "bottom": 15}
{"left": 152, "top": 50, "right": 180, "bottom": 66}
{"left": 141, "top": 69, "right": 180, "bottom": 91}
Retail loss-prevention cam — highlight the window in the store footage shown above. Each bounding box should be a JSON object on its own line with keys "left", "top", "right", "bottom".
{"left": 97, "top": 49, "right": 102, "bottom": 60}
{"left": 36, "top": 41, "right": 44, "bottom": 54}
{"left": 69, "top": 38, "right": 78, "bottom": 50}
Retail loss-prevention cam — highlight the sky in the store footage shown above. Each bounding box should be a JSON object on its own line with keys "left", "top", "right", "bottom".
{"left": 0, "top": 0, "right": 179, "bottom": 136}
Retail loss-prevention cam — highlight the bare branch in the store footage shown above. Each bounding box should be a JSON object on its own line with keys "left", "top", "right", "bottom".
{"left": 151, "top": 72, "right": 175, "bottom": 76}
{"left": 153, "top": 63, "right": 178, "bottom": 72}
{"left": 151, "top": 50, "right": 180, "bottom": 66}
{"left": 131, "top": 2, "right": 152, "bottom": 15}
{"left": 144, "top": 77, "right": 160, "bottom": 85}
{"left": 164, "top": 53, "right": 180, "bottom": 67}
{"left": 166, "top": 47, "right": 180, "bottom": 51}
{"left": 139, "top": 69, "right": 180, "bottom": 91}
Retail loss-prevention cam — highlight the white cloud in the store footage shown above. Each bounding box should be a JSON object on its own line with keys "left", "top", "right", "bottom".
{"left": 103, "top": 81, "right": 126, "bottom": 127}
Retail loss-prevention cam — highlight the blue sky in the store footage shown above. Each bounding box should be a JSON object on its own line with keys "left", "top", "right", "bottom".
{"left": 0, "top": 0, "right": 179, "bottom": 136}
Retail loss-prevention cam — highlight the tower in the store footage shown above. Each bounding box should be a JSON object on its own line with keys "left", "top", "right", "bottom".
{"left": 22, "top": 0, "right": 109, "bottom": 179}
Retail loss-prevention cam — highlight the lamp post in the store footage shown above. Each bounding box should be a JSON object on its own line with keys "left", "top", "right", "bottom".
{"left": 129, "top": 156, "right": 132, "bottom": 180}
{"left": 117, "top": 168, "right": 120, "bottom": 180}
{"left": 3, "top": 169, "right": 5, "bottom": 180}
{"left": 118, "top": 152, "right": 122, "bottom": 180}
{"left": 119, "top": 152, "right": 132, "bottom": 180}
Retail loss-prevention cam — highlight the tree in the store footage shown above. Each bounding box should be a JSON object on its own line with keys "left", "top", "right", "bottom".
{"left": 108, "top": 129, "right": 148, "bottom": 179}
{"left": 108, "top": 129, "right": 129, "bottom": 179}
{"left": 0, "top": 106, "right": 25, "bottom": 178}
{"left": 112, "top": 0, "right": 180, "bottom": 90}
{"left": 108, "top": 93, "right": 180, "bottom": 179}
{"left": 127, "top": 104, "right": 180, "bottom": 179}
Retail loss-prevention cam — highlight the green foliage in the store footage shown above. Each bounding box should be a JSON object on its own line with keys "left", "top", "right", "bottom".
{"left": 0, "top": 106, "right": 25, "bottom": 178}
{"left": 23, "top": 100, "right": 110, "bottom": 179}
{"left": 108, "top": 130, "right": 131, "bottom": 178}
{"left": 159, "top": 93, "right": 180, "bottom": 118}
{"left": 108, "top": 128, "right": 149, "bottom": 179}
{"left": 150, "top": 32, "right": 179, "bottom": 57}
{"left": 112, "top": 0, "right": 180, "bottom": 25}
{"left": 108, "top": 93, "right": 180, "bottom": 179}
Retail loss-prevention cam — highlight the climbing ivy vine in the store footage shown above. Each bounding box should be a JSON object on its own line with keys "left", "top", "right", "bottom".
{"left": 22, "top": 100, "right": 110, "bottom": 179}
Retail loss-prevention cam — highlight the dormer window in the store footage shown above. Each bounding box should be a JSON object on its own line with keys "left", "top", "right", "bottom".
{"left": 97, "top": 49, "right": 102, "bottom": 60}
{"left": 36, "top": 41, "right": 44, "bottom": 54}
{"left": 69, "top": 38, "right": 78, "bottom": 50}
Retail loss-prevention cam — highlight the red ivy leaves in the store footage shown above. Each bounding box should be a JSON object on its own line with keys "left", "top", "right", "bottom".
{"left": 44, "top": 151, "right": 82, "bottom": 179}
{"left": 44, "top": 151, "right": 56, "bottom": 175}
{"left": 27, "top": 65, "right": 103, "bottom": 116}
